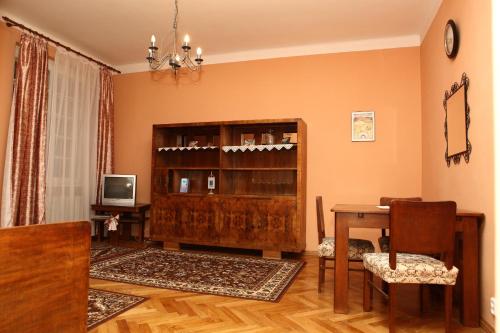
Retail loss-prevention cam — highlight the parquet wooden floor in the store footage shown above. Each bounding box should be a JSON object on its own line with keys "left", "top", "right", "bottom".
{"left": 89, "top": 253, "right": 484, "bottom": 333}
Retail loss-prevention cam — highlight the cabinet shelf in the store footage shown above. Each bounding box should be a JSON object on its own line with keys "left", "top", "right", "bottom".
{"left": 167, "top": 167, "right": 219, "bottom": 170}
{"left": 157, "top": 146, "right": 219, "bottom": 152}
{"left": 166, "top": 192, "right": 218, "bottom": 197}
{"left": 219, "top": 193, "right": 296, "bottom": 199}
{"left": 221, "top": 167, "right": 297, "bottom": 171}
{"left": 163, "top": 193, "right": 296, "bottom": 199}
{"left": 222, "top": 144, "right": 296, "bottom": 153}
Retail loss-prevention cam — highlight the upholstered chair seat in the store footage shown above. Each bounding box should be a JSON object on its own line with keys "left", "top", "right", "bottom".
{"left": 319, "top": 237, "right": 375, "bottom": 260}
{"left": 363, "top": 253, "right": 459, "bottom": 285}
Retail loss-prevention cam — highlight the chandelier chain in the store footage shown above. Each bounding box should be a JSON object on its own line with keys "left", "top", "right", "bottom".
{"left": 173, "top": 0, "right": 178, "bottom": 54}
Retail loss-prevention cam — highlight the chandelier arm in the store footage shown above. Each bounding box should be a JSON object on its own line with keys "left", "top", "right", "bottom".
{"left": 182, "top": 55, "right": 200, "bottom": 71}
{"left": 149, "top": 52, "right": 173, "bottom": 70}
{"left": 183, "top": 60, "right": 200, "bottom": 71}
{"left": 160, "top": 53, "right": 174, "bottom": 68}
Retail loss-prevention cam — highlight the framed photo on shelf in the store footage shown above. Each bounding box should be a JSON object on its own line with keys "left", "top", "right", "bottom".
{"left": 240, "top": 133, "right": 255, "bottom": 145}
{"left": 282, "top": 132, "right": 297, "bottom": 144}
{"left": 352, "top": 111, "right": 375, "bottom": 142}
{"left": 180, "top": 178, "right": 189, "bottom": 193}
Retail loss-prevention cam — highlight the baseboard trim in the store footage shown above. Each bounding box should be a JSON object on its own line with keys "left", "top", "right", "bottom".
{"left": 480, "top": 318, "right": 495, "bottom": 333}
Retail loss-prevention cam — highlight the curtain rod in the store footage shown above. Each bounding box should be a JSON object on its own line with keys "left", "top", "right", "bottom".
{"left": 2, "top": 16, "right": 121, "bottom": 74}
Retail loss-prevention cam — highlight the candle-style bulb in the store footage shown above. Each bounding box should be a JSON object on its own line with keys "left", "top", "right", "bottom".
{"left": 196, "top": 47, "right": 202, "bottom": 57}
{"left": 183, "top": 34, "right": 190, "bottom": 45}
{"left": 175, "top": 54, "right": 181, "bottom": 62}
{"left": 151, "top": 34, "right": 156, "bottom": 47}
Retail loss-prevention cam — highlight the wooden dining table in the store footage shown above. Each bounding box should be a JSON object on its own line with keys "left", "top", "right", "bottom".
{"left": 331, "top": 204, "right": 483, "bottom": 327}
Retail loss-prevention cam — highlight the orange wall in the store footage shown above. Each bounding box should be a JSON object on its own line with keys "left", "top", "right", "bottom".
{"left": 113, "top": 47, "right": 422, "bottom": 251}
{"left": 421, "top": 0, "right": 494, "bottom": 327}
{"left": 0, "top": 23, "right": 18, "bottom": 208}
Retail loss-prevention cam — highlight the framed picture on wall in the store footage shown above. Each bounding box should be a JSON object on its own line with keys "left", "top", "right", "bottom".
{"left": 352, "top": 111, "right": 375, "bottom": 142}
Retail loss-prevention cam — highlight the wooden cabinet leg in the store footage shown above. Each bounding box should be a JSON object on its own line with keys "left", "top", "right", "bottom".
{"left": 263, "top": 250, "right": 281, "bottom": 259}
{"left": 164, "top": 242, "right": 180, "bottom": 251}
{"left": 140, "top": 212, "right": 145, "bottom": 242}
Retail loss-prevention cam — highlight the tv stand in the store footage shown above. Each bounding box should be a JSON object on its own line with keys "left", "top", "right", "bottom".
{"left": 91, "top": 203, "right": 150, "bottom": 245}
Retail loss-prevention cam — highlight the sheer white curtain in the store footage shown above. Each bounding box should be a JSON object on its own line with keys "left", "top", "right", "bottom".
{"left": 45, "top": 49, "right": 99, "bottom": 222}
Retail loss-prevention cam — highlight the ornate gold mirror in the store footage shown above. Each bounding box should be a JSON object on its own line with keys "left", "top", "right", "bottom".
{"left": 443, "top": 73, "right": 470, "bottom": 166}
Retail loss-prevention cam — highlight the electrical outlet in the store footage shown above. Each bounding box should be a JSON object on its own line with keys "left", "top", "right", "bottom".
{"left": 490, "top": 297, "right": 496, "bottom": 316}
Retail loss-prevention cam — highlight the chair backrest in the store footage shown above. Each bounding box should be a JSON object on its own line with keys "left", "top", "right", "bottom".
{"left": 379, "top": 197, "right": 422, "bottom": 236}
{"left": 380, "top": 196, "right": 422, "bottom": 206}
{"left": 389, "top": 200, "right": 456, "bottom": 270}
{"left": 316, "top": 196, "right": 325, "bottom": 244}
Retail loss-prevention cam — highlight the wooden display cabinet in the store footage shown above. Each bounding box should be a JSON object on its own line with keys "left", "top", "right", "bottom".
{"left": 150, "top": 119, "right": 306, "bottom": 258}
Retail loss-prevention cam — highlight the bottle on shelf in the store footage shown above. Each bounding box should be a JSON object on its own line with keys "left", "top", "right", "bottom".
{"left": 261, "top": 129, "right": 274, "bottom": 145}
{"left": 208, "top": 171, "right": 215, "bottom": 194}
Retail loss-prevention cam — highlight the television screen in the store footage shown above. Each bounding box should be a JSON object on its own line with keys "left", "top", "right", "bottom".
{"left": 102, "top": 175, "right": 136, "bottom": 206}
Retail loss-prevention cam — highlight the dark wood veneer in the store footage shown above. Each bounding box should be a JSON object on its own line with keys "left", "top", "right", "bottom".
{"left": 150, "top": 119, "right": 307, "bottom": 258}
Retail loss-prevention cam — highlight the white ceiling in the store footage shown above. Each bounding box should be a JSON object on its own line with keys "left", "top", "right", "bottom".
{"left": 0, "top": 0, "right": 442, "bottom": 71}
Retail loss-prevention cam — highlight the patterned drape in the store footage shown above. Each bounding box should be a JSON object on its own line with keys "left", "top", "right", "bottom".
{"left": 95, "top": 68, "right": 114, "bottom": 204}
{"left": 1, "top": 34, "right": 49, "bottom": 227}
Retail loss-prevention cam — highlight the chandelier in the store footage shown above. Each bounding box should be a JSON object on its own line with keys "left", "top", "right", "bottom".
{"left": 146, "top": 0, "right": 203, "bottom": 72}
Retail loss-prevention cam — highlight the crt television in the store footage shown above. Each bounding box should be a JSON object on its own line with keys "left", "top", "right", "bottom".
{"left": 101, "top": 174, "right": 136, "bottom": 206}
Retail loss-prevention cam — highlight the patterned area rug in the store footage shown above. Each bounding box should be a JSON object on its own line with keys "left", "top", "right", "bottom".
{"left": 91, "top": 243, "right": 139, "bottom": 264}
{"left": 90, "top": 248, "right": 304, "bottom": 302}
{"left": 88, "top": 288, "right": 147, "bottom": 330}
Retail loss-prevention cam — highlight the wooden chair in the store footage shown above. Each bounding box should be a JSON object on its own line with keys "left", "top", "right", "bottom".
{"left": 378, "top": 197, "right": 422, "bottom": 252}
{"left": 363, "top": 201, "right": 458, "bottom": 333}
{"left": 316, "top": 196, "right": 375, "bottom": 292}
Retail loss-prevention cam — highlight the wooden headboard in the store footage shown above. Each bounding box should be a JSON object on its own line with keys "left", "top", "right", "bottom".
{"left": 0, "top": 221, "right": 90, "bottom": 333}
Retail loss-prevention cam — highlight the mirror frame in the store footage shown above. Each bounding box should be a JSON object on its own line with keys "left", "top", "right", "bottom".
{"left": 443, "top": 72, "right": 471, "bottom": 167}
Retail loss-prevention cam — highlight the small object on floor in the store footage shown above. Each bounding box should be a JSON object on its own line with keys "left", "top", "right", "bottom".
{"left": 104, "top": 214, "right": 119, "bottom": 231}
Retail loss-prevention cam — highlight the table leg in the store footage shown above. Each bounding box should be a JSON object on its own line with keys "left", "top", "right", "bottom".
{"left": 139, "top": 212, "right": 145, "bottom": 242}
{"left": 334, "top": 212, "right": 350, "bottom": 313}
{"left": 460, "top": 217, "right": 480, "bottom": 327}
{"left": 97, "top": 221, "right": 103, "bottom": 242}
